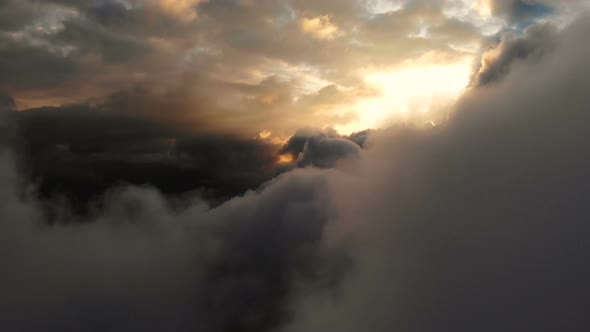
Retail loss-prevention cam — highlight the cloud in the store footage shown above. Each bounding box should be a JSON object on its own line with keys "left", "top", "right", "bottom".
{"left": 1, "top": 94, "right": 363, "bottom": 331}
{"left": 0, "top": 33, "right": 79, "bottom": 92}
{"left": 11, "top": 103, "right": 295, "bottom": 212}
{"left": 486, "top": 0, "right": 554, "bottom": 25}
{"left": 0, "top": 0, "right": 42, "bottom": 31}
{"left": 0, "top": 0, "right": 500, "bottom": 129}
{"left": 470, "top": 21, "right": 559, "bottom": 86}
{"left": 280, "top": 14, "right": 590, "bottom": 332}
{"left": 280, "top": 128, "right": 364, "bottom": 168}
{"left": 0, "top": 153, "right": 340, "bottom": 331}
{"left": 1, "top": 5, "right": 590, "bottom": 332}
{"left": 300, "top": 15, "right": 340, "bottom": 40}
{"left": 297, "top": 134, "right": 361, "bottom": 168}
{"left": 7, "top": 0, "right": 582, "bottom": 133}
{"left": 50, "top": 15, "right": 150, "bottom": 63}
{"left": 9, "top": 78, "right": 371, "bottom": 213}
{"left": 0, "top": 91, "right": 15, "bottom": 110}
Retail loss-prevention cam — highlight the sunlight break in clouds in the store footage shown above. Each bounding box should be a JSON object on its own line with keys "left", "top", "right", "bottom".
{"left": 337, "top": 59, "right": 473, "bottom": 133}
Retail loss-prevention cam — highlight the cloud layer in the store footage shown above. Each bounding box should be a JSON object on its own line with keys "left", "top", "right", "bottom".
{"left": 2, "top": 0, "right": 565, "bottom": 132}
{"left": 1, "top": 2, "right": 590, "bottom": 332}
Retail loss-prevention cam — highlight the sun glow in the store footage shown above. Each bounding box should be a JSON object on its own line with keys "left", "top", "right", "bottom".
{"left": 337, "top": 60, "right": 472, "bottom": 133}
{"left": 277, "top": 153, "right": 295, "bottom": 164}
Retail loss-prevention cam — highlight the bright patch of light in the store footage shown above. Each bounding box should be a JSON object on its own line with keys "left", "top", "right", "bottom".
{"left": 258, "top": 130, "right": 272, "bottom": 139}
{"left": 277, "top": 153, "right": 295, "bottom": 164}
{"left": 337, "top": 60, "right": 472, "bottom": 133}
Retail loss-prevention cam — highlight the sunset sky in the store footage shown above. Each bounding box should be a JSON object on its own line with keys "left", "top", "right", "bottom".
{"left": 2, "top": 0, "right": 581, "bottom": 135}
{"left": 2, "top": 1, "right": 590, "bottom": 332}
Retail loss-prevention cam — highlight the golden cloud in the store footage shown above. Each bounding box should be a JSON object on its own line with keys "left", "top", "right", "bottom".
{"left": 300, "top": 15, "right": 340, "bottom": 40}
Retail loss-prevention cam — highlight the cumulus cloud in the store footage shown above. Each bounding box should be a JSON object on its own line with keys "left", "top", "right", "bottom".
{"left": 279, "top": 128, "right": 364, "bottom": 168}
{"left": 471, "top": 21, "right": 557, "bottom": 86}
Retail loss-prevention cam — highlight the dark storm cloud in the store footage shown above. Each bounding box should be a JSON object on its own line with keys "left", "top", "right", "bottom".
{"left": 10, "top": 77, "right": 366, "bottom": 212}
{"left": 176, "top": 135, "right": 279, "bottom": 180}
{"left": 12, "top": 104, "right": 177, "bottom": 208}
{"left": 16, "top": 104, "right": 174, "bottom": 145}
{"left": 471, "top": 21, "right": 557, "bottom": 86}
{"left": 11, "top": 102, "right": 293, "bottom": 210}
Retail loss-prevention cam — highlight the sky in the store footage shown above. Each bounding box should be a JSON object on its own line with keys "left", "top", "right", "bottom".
{"left": 1, "top": 0, "right": 576, "bottom": 135}
{"left": 1, "top": 0, "right": 590, "bottom": 331}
